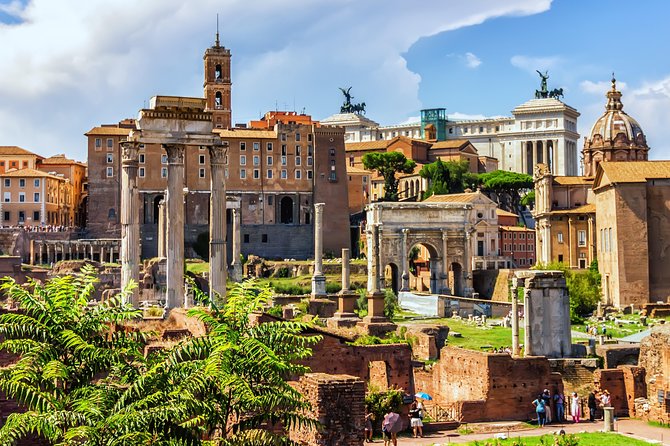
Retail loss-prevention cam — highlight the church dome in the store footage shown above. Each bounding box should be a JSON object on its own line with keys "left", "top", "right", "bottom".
{"left": 586, "top": 77, "right": 647, "bottom": 149}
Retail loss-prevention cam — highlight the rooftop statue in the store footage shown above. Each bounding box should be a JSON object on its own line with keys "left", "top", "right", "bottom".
{"left": 340, "top": 87, "right": 366, "bottom": 114}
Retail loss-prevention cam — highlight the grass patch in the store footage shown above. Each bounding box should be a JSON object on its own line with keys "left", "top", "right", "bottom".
{"left": 185, "top": 260, "right": 209, "bottom": 275}
{"left": 461, "top": 432, "right": 651, "bottom": 445}
{"left": 648, "top": 420, "right": 670, "bottom": 429}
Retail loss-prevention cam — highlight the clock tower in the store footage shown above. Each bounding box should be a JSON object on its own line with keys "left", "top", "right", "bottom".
{"left": 203, "top": 29, "right": 232, "bottom": 128}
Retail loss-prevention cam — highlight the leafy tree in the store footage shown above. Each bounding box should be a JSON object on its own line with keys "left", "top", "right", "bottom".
{"left": 419, "top": 159, "right": 478, "bottom": 198}
{"left": 520, "top": 190, "right": 535, "bottom": 209}
{"left": 478, "top": 170, "right": 533, "bottom": 212}
{"left": 362, "top": 152, "right": 416, "bottom": 201}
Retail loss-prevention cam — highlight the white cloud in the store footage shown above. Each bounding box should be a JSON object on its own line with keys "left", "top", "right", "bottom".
{"left": 0, "top": 0, "right": 552, "bottom": 160}
{"left": 510, "top": 55, "right": 562, "bottom": 73}
{"left": 579, "top": 79, "right": 627, "bottom": 95}
{"left": 464, "top": 52, "right": 482, "bottom": 68}
{"left": 0, "top": 0, "right": 26, "bottom": 16}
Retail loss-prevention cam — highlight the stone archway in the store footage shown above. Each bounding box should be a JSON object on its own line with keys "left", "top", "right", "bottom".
{"left": 280, "top": 196, "right": 294, "bottom": 224}
{"left": 409, "top": 242, "right": 441, "bottom": 293}
{"left": 450, "top": 262, "right": 463, "bottom": 296}
{"left": 384, "top": 262, "right": 400, "bottom": 294}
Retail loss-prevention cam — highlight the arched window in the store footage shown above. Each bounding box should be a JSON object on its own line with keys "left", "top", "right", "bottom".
{"left": 215, "top": 91, "right": 222, "bottom": 107}
{"left": 215, "top": 64, "right": 222, "bottom": 80}
{"left": 280, "top": 197, "right": 293, "bottom": 224}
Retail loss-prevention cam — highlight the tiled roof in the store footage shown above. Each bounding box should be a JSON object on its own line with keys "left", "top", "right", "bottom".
{"left": 553, "top": 176, "right": 594, "bottom": 186}
{"left": 85, "top": 127, "right": 132, "bottom": 136}
{"left": 423, "top": 191, "right": 484, "bottom": 204}
{"left": 346, "top": 166, "right": 372, "bottom": 175}
{"left": 496, "top": 209, "right": 518, "bottom": 218}
{"left": 215, "top": 128, "right": 277, "bottom": 139}
{"left": 1, "top": 168, "right": 64, "bottom": 180}
{"left": 40, "top": 154, "right": 86, "bottom": 167}
{"left": 550, "top": 203, "right": 596, "bottom": 215}
{"left": 595, "top": 161, "right": 670, "bottom": 188}
{"left": 0, "top": 146, "right": 40, "bottom": 156}
{"left": 345, "top": 140, "right": 388, "bottom": 152}
{"left": 500, "top": 225, "right": 534, "bottom": 232}
{"left": 429, "top": 139, "right": 471, "bottom": 150}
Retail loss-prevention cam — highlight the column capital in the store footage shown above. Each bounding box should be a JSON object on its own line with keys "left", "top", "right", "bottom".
{"left": 120, "top": 141, "right": 140, "bottom": 165}
{"left": 401, "top": 228, "right": 410, "bottom": 235}
{"left": 208, "top": 142, "right": 229, "bottom": 166}
{"left": 314, "top": 202, "right": 325, "bottom": 213}
{"left": 163, "top": 144, "right": 185, "bottom": 164}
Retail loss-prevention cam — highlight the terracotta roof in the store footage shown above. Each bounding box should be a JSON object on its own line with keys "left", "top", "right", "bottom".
{"left": 550, "top": 203, "right": 596, "bottom": 215}
{"left": 0, "top": 146, "right": 40, "bottom": 157}
{"left": 423, "top": 191, "right": 484, "bottom": 203}
{"left": 40, "top": 154, "right": 86, "bottom": 167}
{"left": 595, "top": 161, "right": 670, "bottom": 189}
{"left": 0, "top": 168, "right": 64, "bottom": 180}
{"left": 215, "top": 128, "right": 277, "bottom": 139}
{"left": 85, "top": 127, "right": 132, "bottom": 136}
{"left": 553, "top": 176, "right": 594, "bottom": 186}
{"left": 347, "top": 166, "right": 372, "bottom": 175}
{"left": 500, "top": 225, "right": 534, "bottom": 232}
{"left": 496, "top": 209, "right": 518, "bottom": 218}
{"left": 345, "top": 140, "right": 388, "bottom": 152}
{"left": 429, "top": 139, "right": 471, "bottom": 150}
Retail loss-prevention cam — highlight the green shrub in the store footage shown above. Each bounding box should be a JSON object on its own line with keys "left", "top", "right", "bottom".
{"left": 274, "top": 266, "right": 290, "bottom": 278}
{"left": 326, "top": 282, "right": 341, "bottom": 294}
{"left": 384, "top": 288, "right": 400, "bottom": 319}
{"left": 355, "top": 288, "right": 368, "bottom": 317}
{"left": 266, "top": 305, "right": 283, "bottom": 318}
{"left": 365, "top": 388, "right": 404, "bottom": 428}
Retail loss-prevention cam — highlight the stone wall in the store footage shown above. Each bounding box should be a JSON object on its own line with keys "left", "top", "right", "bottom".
{"left": 418, "top": 347, "right": 562, "bottom": 422}
{"left": 638, "top": 325, "right": 670, "bottom": 423}
{"left": 595, "top": 344, "right": 640, "bottom": 369}
{"left": 290, "top": 373, "right": 365, "bottom": 446}
{"left": 593, "top": 366, "right": 646, "bottom": 417}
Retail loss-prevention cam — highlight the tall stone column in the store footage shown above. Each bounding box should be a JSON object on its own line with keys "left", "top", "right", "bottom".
{"left": 229, "top": 208, "right": 242, "bottom": 281}
{"left": 38, "top": 243, "right": 43, "bottom": 265}
{"left": 311, "top": 203, "right": 326, "bottom": 297}
{"left": 441, "top": 230, "right": 451, "bottom": 294}
{"left": 327, "top": 248, "right": 359, "bottom": 329}
{"left": 463, "top": 229, "right": 474, "bottom": 297}
{"left": 90, "top": 244, "right": 94, "bottom": 261}
{"left": 100, "top": 246, "right": 105, "bottom": 264}
{"left": 164, "top": 144, "right": 186, "bottom": 309}
{"left": 120, "top": 141, "right": 140, "bottom": 306}
{"left": 523, "top": 286, "right": 533, "bottom": 356}
{"left": 157, "top": 198, "right": 166, "bottom": 258}
{"left": 543, "top": 141, "right": 549, "bottom": 168}
{"left": 208, "top": 143, "right": 228, "bottom": 303}
{"left": 400, "top": 228, "right": 410, "bottom": 291}
{"left": 511, "top": 279, "right": 520, "bottom": 357}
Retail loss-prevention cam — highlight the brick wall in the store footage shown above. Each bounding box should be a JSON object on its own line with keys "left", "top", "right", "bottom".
{"left": 290, "top": 373, "right": 365, "bottom": 446}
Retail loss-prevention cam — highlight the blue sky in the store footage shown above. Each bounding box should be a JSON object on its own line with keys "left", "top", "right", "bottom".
{"left": 1, "top": 0, "right": 669, "bottom": 161}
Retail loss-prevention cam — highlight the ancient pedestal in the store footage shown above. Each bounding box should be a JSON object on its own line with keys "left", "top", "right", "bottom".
{"left": 517, "top": 270, "right": 572, "bottom": 358}
{"left": 327, "top": 248, "right": 360, "bottom": 329}
{"left": 120, "top": 141, "right": 141, "bottom": 307}
{"left": 208, "top": 143, "right": 228, "bottom": 303}
{"left": 164, "top": 144, "right": 185, "bottom": 309}
{"left": 311, "top": 203, "right": 327, "bottom": 297}
{"left": 229, "top": 208, "right": 243, "bottom": 281}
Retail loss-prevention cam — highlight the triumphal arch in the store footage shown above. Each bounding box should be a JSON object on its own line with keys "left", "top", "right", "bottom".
{"left": 365, "top": 202, "right": 474, "bottom": 297}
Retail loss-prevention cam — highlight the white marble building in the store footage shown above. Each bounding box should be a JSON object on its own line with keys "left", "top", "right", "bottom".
{"left": 321, "top": 97, "right": 580, "bottom": 176}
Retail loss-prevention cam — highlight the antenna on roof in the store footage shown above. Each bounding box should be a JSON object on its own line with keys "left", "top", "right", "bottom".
{"left": 215, "top": 13, "right": 220, "bottom": 47}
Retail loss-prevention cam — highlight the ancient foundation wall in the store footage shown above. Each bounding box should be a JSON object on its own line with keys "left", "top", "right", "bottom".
{"left": 595, "top": 344, "right": 640, "bottom": 369}
{"left": 638, "top": 326, "right": 670, "bottom": 423}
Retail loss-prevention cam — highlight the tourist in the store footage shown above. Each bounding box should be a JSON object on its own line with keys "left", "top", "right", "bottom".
{"left": 532, "top": 394, "right": 547, "bottom": 427}
{"left": 570, "top": 392, "right": 581, "bottom": 423}
{"left": 382, "top": 411, "right": 398, "bottom": 446}
{"left": 364, "top": 410, "right": 373, "bottom": 442}
{"left": 600, "top": 389, "right": 611, "bottom": 411}
{"left": 542, "top": 389, "right": 552, "bottom": 424}
{"left": 553, "top": 389, "right": 565, "bottom": 423}
{"left": 409, "top": 400, "right": 423, "bottom": 438}
{"left": 587, "top": 391, "right": 598, "bottom": 421}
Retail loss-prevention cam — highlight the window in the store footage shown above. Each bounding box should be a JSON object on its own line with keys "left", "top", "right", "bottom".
{"left": 3, "top": 179, "right": 9, "bottom": 187}
{"left": 139, "top": 167, "right": 145, "bottom": 178}
{"left": 267, "top": 156, "right": 273, "bottom": 166}
{"left": 19, "top": 193, "right": 25, "bottom": 203}
{"left": 608, "top": 228, "right": 613, "bottom": 252}
{"left": 307, "top": 156, "right": 313, "bottom": 166}
{"left": 307, "top": 134, "right": 312, "bottom": 142}
{"left": 33, "top": 192, "right": 40, "bottom": 202}
{"left": 281, "top": 156, "right": 287, "bottom": 166}
{"left": 106, "top": 153, "right": 113, "bottom": 163}
{"left": 33, "top": 211, "right": 39, "bottom": 221}
{"left": 557, "top": 232, "right": 563, "bottom": 243}
{"left": 307, "top": 170, "right": 313, "bottom": 179}
{"left": 329, "top": 148, "right": 335, "bottom": 156}
{"left": 240, "top": 169, "right": 246, "bottom": 179}
{"left": 253, "top": 142, "right": 260, "bottom": 151}
{"left": 280, "top": 133, "right": 287, "bottom": 142}
{"left": 240, "top": 142, "right": 246, "bottom": 151}
{"left": 18, "top": 211, "right": 24, "bottom": 223}
{"left": 295, "top": 157, "right": 301, "bottom": 166}
{"left": 578, "top": 230, "right": 586, "bottom": 247}
{"left": 253, "top": 169, "right": 260, "bottom": 179}
{"left": 161, "top": 167, "right": 167, "bottom": 178}
{"left": 95, "top": 138, "right": 102, "bottom": 149}
{"left": 267, "top": 169, "right": 273, "bottom": 179}
{"left": 267, "top": 142, "right": 273, "bottom": 151}
{"left": 262, "top": 234, "right": 268, "bottom": 243}
{"left": 139, "top": 154, "right": 145, "bottom": 164}
{"left": 34, "top": 179, "right": 39, "bottom": 187}
{"left": 281, "top": 145, "right": 287, "bottom": 156}
{"left": 240, "top": 155, "right": 246, "bottom": 165}
{"left": 3, "top": 192, "right": 10, "bottom": 202}
{"left": 199, "top": 154, "right": 205, "bottom": 165}
{"left": 253, "top": 155, "right": 260, "bottom": 166}
{"left": 106, "top": 167, "right": 114, "bottom": 178}
{"left": 22, "top": 161, "right": 28, "bottom": 168}
{"left": 161, "top": 154, "right": 168, "bottom": 164}
{"left": 296, "top": 145, "right": 301, "bottom": 156}
{"left": 107, "top": 138, "right": 113, "bottom": 149}
{"left": 295, "top": 170, "right": 302, "bottom": 179}
{"left": 19, "top": 179, "right": 25, "bottom": 188}
{"left": 243, "top": 234, "right": 250, "bottom": 243}
{"left": 199, "top": 168, "right": 205, "bottom": 178}
{"left": 281, "top": 169, "right": 287, "bottom": 179}
{"left": 295, "top": 133, "right": 301, "bottom": 141}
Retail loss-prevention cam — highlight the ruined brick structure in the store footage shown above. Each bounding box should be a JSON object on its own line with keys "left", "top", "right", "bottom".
{"left": 593, "top": 366, "right": 646, "bottom": 417}
{"left": 638, "top": 326, "right": 670, "bottom": 423}
{"left": 290, "top": 373, "right": 365, "bottom": 446}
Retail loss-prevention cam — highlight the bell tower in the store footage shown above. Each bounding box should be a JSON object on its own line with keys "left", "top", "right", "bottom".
{"left": 203, "top": 20, "right": 232, "bottom": 129}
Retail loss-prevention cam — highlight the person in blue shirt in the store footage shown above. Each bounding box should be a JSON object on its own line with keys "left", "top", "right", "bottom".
{"left": 533, "top": 394, "right": 547, "bottom": 427}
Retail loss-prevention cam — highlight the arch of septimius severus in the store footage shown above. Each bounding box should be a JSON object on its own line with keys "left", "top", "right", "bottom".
{"left": 119, "top": 96, "right": 237, "bottom": 308}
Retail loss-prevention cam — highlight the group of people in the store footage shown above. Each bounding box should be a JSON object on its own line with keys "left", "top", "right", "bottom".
{"left": 490, "top": 346, "right": 512, "bottom": 354}
{"left": 1, "top": 224, "right": 72, "bottom": 232}
{"left": 364, "top": 399, "right": 425, "bottom": 445}
{"left": 585, "top": 323, "right": 613, "bottom": 340}
{"left": 532, "top": 388, "right": 612, "bottom": 427}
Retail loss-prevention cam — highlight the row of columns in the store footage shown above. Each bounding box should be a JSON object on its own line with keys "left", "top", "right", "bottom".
{"left": 120, "top": 141, "right": 230, "bottom": 309}
{"left": 522, "top": 139, "right": 558, "bottom": 175}
{"left": 33, "top": 241, "right": 119, "bottom": 265}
